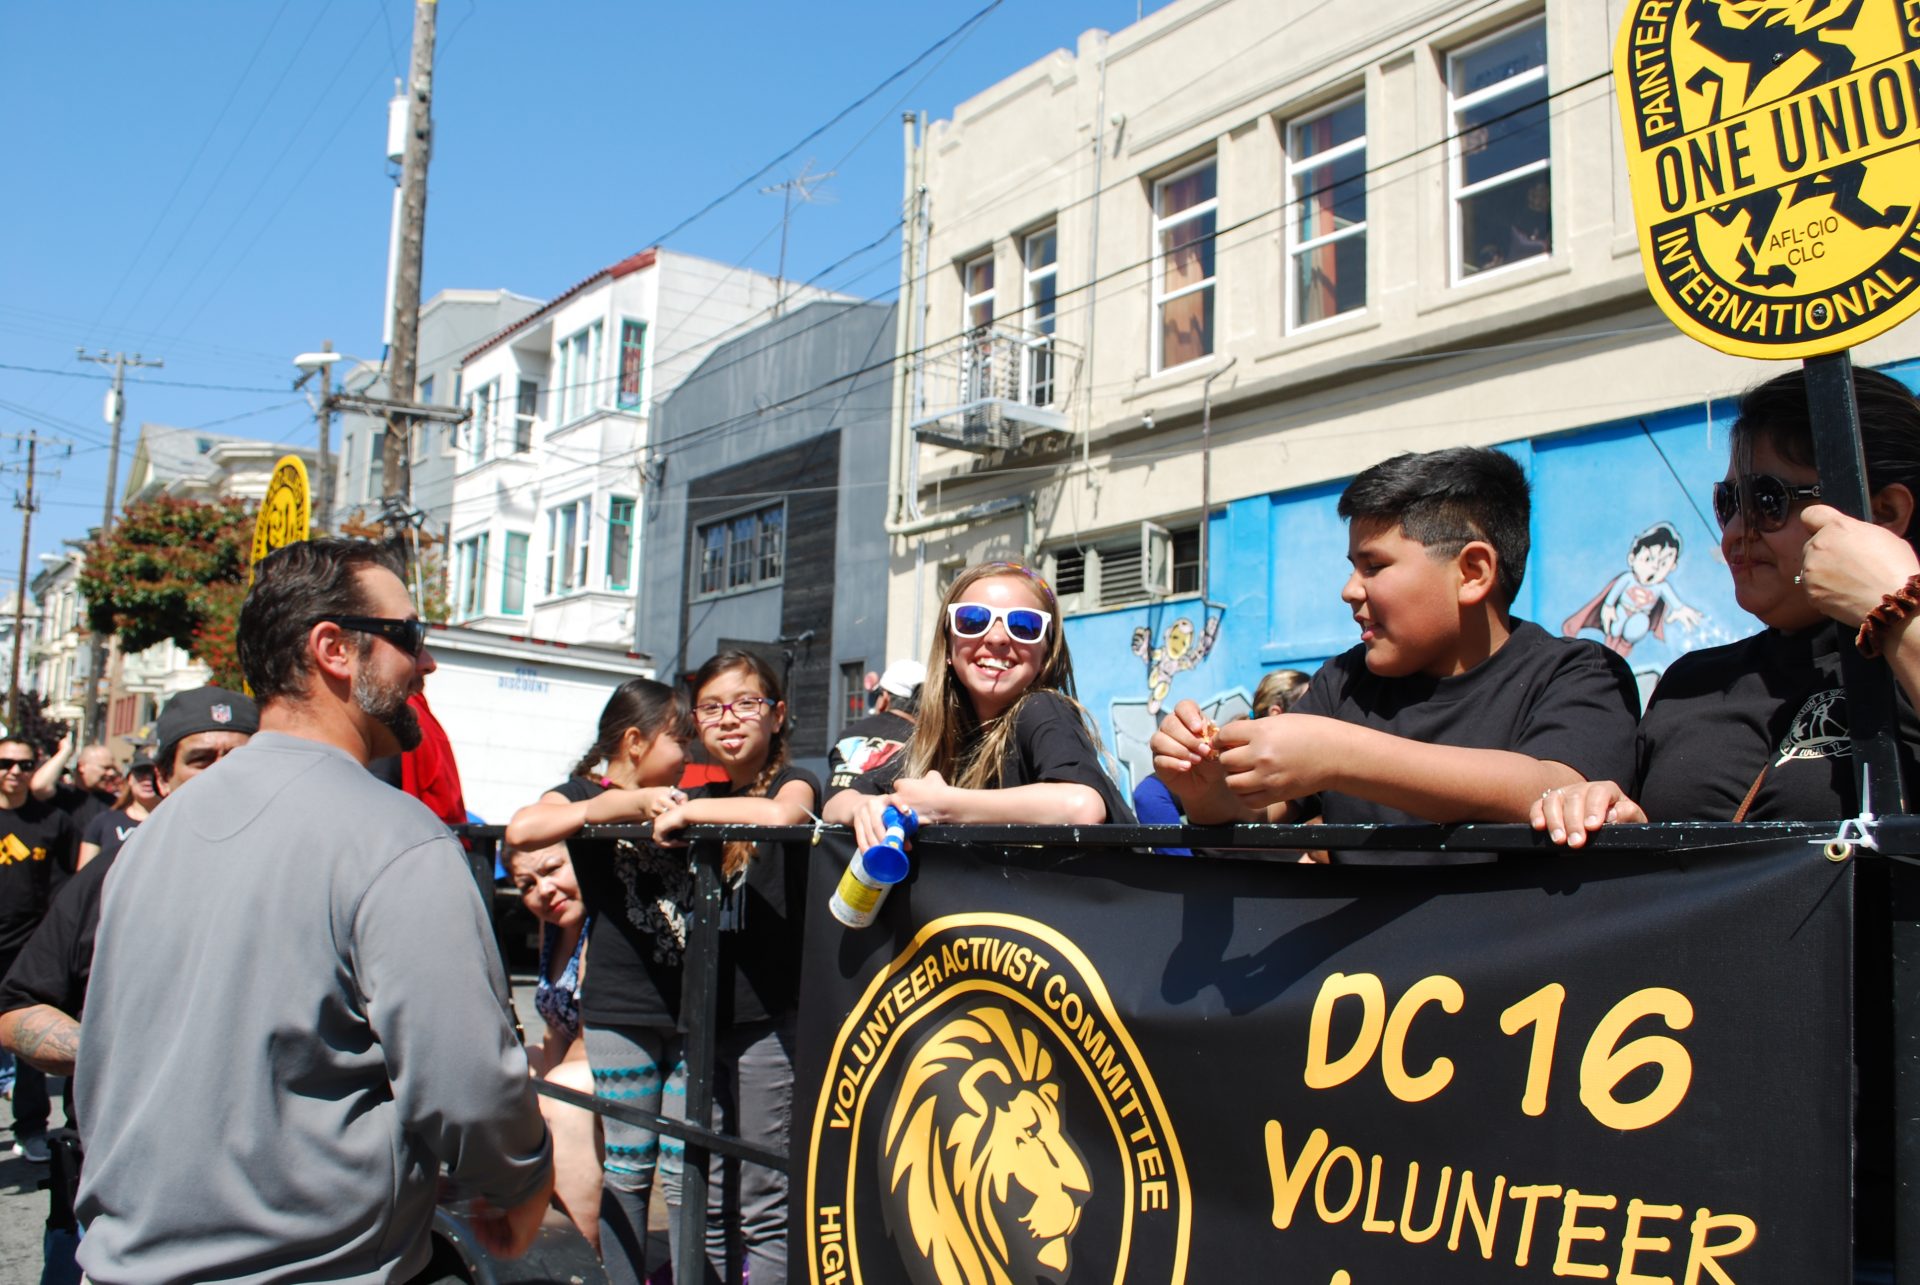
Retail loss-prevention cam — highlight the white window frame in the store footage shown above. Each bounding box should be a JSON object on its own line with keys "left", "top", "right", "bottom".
{"left": 454, "top": 533, "right": 489, "bottom": 620}
{"left": 1022, "top": 226, "right": 1058, "bottom": 406}
{"left": 1448, "top": 17, "right": 1551, "bottom": 284}
{"left": 960, "top": 253, "right": 996, "bottom": 405}
{"left": 513, "top": 378, "right": 538, "bottom": 453}
{"left": 557, "top": 322, "right": 603, "bottom": 425}
{"left": 1285, "top": 92, "right": 1368, "bottom": 331}
{"left": 467, "top": 380, "right": 497, "bottom": 466}
{"left": 690, "top": 501, "right": 786, "bottom": 601}
{"left": 606, "top": 495, "right": 636, "bottom": 592}
{"left": 544, "top": 498, "right": 591, "bottom": 595}
{"left": 501, "top": 531, "right": 530, "bottom": 616}
{"left": 1150, "top": 157, "right": 1219, "bottom": 374}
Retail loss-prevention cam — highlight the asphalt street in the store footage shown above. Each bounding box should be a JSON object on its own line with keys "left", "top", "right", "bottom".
{"left": 0, "top": 1086, "right": 57, "bottom": 1284}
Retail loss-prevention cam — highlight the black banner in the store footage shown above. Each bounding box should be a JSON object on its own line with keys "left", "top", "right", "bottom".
{"left": 795, "top": 836, "right": 1853, "bottom": 1284}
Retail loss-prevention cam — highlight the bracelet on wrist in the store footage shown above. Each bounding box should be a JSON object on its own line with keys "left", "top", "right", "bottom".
{"left": 1855, "top": 572, "right": 1920, "bottom": 657}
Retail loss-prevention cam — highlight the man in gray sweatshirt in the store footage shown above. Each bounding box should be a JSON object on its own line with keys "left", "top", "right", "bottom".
{"left": 75, "top": 539, "right": 553, "bottom": 1284}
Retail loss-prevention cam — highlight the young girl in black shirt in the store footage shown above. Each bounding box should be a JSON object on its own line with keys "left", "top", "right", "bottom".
{"left": 504, "top": 678, "right": 691, "bottom": 1285}
{"left": 824, "top": 560, "right": 1132, "bottom": 849}
{"left": 648, "top": 650, "right": 819, "bottom": 1285}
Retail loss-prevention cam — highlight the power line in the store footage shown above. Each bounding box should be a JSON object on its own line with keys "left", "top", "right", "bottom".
{"left": 642, "top": 1, "right": 1004, "bottom": 252}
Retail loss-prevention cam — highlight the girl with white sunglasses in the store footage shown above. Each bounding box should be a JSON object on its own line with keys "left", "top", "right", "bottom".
{"left": 824, "top": 560, "right": 1133, "bottom": 850}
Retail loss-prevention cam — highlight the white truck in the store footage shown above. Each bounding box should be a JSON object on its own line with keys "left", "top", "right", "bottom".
{"left": 419, "top": 623, "right": 655, "bottom": 824}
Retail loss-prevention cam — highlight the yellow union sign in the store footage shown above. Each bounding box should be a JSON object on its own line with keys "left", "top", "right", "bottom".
{"left": 1615, "top": 0, "right": 1920, "bottom": 357}
{"left": 249, "top": 455, "right": 311, "bottom": 573}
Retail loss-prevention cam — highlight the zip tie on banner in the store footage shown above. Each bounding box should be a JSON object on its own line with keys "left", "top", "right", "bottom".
{"left": 802, "top": 804, "right": 828, "bottom": 846}
{"left": 1818, "top": 778, "right": 1880, "bottom": 862}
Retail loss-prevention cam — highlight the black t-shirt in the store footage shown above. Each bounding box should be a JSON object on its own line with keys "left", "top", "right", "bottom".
{"left": 684, "top": 764, "right": 822, "bottom": 1027}
{"left": 1633, "top": 623, "right": 1920, "bottom": 822}
{"left": 83, "top": 809, "right": 143, "bottom": 868}
{"left": 0, "top": 844, "right": 113, "bottom": 1023}
{"left": 826, "top": 710, "right": 915, "bottom": 796}
{"left": 552, "top": 777, "right": 693, "bottom": 1030}
{"left": 49, "top": 785, "right": 107, "bottom": 895}
{"left": 0, "top": 798, "right": 74, "bottom": 957}
{"left": 1631, "top": 621, "right": 1910, "bottom": 1259}
{"left": 849, "top": 690, "right": 1135, "bottom": 826}
{"left": 1290, "top": 619, "right": 1641, "bottom": 863}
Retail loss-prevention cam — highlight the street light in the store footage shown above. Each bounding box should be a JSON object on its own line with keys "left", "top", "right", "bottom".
{"left": 293, "top": 345, "right": 347, "bottom": 533}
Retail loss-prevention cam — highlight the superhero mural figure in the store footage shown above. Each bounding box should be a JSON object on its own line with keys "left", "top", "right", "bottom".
{"left": 1562, "top": 521, "right": 1705, "bottom": 659}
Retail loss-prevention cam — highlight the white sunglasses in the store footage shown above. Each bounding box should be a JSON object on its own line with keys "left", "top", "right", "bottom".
{"left": 945, "top": 602, "right": 1052, "bottom": 643}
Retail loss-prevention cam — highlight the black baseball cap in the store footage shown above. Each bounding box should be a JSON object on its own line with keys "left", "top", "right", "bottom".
{"left": 154, "top": 687, "right": 260, "bottom": 766}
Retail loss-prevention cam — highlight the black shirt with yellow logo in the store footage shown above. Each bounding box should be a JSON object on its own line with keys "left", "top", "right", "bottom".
{"left": 0, "top": 798, "right": 75, "bottom": 958}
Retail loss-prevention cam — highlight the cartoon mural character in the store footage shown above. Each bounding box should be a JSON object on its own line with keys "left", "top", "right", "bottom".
{"left": 1562, "top": 521, "right": 1704, "bottom": 658}
{"left": 1130, "top": 614, "right": 1221, "bottom": 716}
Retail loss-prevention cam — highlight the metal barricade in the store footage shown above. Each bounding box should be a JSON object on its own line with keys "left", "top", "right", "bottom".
{"left": 462, "top": 815, "right": 1920, "bottom": 1282}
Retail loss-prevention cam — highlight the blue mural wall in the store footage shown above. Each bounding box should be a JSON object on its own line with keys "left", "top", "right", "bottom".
{"left": 1068, "top": 358, "right": 1920, "bottom": 795}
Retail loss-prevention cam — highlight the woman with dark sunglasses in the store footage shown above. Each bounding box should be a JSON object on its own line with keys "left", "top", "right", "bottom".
{"left": 824, "top": 561, "right": 1133, "bottom": 852}
{"left": 1530, "top": 365, "right": 1920, "bottom": 1279}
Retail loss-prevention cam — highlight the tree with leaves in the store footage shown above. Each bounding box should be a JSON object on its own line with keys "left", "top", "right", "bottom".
{"left": 78, "top": 496, "right": 255, "bottom": 690}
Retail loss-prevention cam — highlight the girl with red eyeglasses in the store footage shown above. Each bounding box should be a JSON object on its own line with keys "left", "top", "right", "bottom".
{"left": 823, "top": 560, "right": 1133, "bottom": 852}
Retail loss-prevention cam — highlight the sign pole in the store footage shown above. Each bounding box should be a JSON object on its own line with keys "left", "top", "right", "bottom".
{"left": 1804, "top": 349, "right": 1916, "bottom": 1280}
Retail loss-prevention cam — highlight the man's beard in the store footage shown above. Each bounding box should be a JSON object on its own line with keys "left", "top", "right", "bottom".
{"left": 353, "top": 666, "right": 422, "bottom": 752}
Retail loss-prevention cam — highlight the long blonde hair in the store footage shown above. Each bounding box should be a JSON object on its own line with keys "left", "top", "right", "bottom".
{"left": 902, "top": 561, "right": 1102, "bottom": 790}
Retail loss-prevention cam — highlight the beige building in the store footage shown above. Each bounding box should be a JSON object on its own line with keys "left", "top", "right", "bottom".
{"left": 880, "top": 0, "right": 1920, "bottom": 789}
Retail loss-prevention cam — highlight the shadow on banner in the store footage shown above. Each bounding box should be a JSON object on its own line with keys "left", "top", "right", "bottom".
{"left": 794, "top": 836, "right": 1852, "bottom": 1284}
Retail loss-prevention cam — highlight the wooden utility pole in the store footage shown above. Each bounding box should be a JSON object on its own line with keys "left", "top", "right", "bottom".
{"left": 8, "top": 432, "right": 38, "bottom": 730}
{"left": 383, "top": 0, "right": 437, "bottom": 507}
{"left": 77, "top": 348, "right": 162, "bottom": 743}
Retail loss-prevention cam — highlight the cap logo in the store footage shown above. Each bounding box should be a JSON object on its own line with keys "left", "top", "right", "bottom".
{"left": 211, "top": 704, "right": 233, "bottom": 725}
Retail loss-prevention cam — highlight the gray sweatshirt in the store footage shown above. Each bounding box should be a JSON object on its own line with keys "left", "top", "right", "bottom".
{"left": 75, "top": 731, "right": 551, "bottom": 1285}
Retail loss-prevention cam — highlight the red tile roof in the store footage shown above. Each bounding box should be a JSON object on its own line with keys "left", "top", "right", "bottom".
{"left": 461, "top": 248, "right": 658, "bottom": 365}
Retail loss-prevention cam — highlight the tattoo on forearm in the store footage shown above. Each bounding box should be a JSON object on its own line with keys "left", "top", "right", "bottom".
{"left": 11, "top": 1008, "right": 78, "bottom": 1074}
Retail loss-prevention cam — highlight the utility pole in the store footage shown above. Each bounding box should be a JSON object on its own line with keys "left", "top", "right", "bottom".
{"left": 77, "top": 347, "right": 162, "bottom": 744}
{"left": 8, "top": 432, "right": 39, "bottom": 730}
{"left": 383, "top": 0, "right": 437, "bottom": 511}
{"left": 760, "top": 161, "right": 834, "bottom": 316}
{"left": 293, "top": 341, "right": 341, "bottom": 533}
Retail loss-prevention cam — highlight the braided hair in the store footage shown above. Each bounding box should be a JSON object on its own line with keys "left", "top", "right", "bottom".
{"left": 571, "top": 678, "right": 692, "bottom": 781}
{"left": 690, "top": 650, "right": 791, "bottom": 878}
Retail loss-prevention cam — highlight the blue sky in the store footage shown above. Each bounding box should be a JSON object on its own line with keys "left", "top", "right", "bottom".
{"left": 0, "top": 0, "right": 1161, "bottom": 588}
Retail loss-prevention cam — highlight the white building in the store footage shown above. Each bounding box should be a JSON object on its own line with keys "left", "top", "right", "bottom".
{"left": 884, "top": 0, "right": 1920, "bottom": 787}
{"left": 446, "top": 248, "right": 832, "bottom": 647}
{"left": 30, "top": 548, "right": 90, "bottom": 731}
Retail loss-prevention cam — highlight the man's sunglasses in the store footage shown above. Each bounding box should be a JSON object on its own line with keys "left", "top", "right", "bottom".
{"left": 1711, "top": 474, "right": 1823, "bottom": 533}
{"left": 946, "top": 602, "right": 1051, "bottom": 643}
{"left": 315, "top": 615, "right": 428, "bottom": 657}
{"left": 0, "top": 758, "right": 33, "bottom": 773}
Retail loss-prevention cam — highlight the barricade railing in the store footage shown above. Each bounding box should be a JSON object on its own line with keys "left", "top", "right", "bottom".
{"left": 462, "top": 817, "right": 1920, "bottom": 1282}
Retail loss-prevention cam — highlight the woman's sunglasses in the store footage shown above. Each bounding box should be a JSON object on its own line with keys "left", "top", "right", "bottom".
{"left": 1711, "top": 474, "right": 1822, "bottom": 534}
{"left": 946, "top": 602, "right": 1051, "bottom": 643}
{"left": 314, "top": 615, "right": 428, "bottom": 657}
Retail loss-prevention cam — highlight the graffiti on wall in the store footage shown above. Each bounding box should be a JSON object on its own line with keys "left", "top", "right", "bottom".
{"left": 1559, "top": 519, "right": 1706, "bottom": 659}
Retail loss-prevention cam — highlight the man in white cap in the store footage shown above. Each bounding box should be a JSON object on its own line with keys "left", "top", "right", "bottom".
{"left": 825, "top": 658, "right": 924, "bottom": 797}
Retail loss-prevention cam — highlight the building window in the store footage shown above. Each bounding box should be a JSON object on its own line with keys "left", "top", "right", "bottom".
{"left": 545, "top": 499, "right": 591, "bottom": 594}
{"left": 1049, "top": 524, "right": 1201, "bottom": 610}
{"left": 1023, "top": 227, "right": 1057, "bottom": 405}
{"left": 1152, "top": 158, "right": 1217, "bottom": 372}
{"left": 693, "top": 502, "right": 785, "bottom": 598}
{"left": 455, "top": 534, "right": 490, "bottom": 619}
{"left": 557, "top": 322, "right": 602, "bottom": 424}
{"left": 468, "top": 380, "right": 496, "bottom": 466}
{"left": 502, "top": 532, "right": 529, "bottom": 615}
{"left": 514, "top": 379, "right": 538, "bottom": 453}
{"left": 1449, "top": 18, "right": 1550, "bottom": 280}
{"left": 369, "top": 430, "right": 386, "bottom": 500}
{"left": 1287, "top": 94, "right": 1367, "bottom": 328}
{"left": 617, "top": 320, "right": 647, "bottom": 410}
{"left": 841, "top": 659, "right": 867, "bottom": 727}
{"left": 961, "top": 253, "right": 995, "bottom": 403}
{"left": 606, "top": 496, "right": 635, "bottom": 591}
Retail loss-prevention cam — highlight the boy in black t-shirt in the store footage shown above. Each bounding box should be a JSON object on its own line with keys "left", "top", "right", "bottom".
{"left": 1153, "top": 446, "right": 1639, "bottom": 861}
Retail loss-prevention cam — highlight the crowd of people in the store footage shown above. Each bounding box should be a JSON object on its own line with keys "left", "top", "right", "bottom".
{"left": 0, "top": 363, "right": 1907, "bottom": 1282}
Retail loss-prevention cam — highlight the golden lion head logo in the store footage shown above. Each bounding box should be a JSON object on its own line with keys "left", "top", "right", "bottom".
{"left": 881, "top": 1005, "right": 1092, "bottom": 1285}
